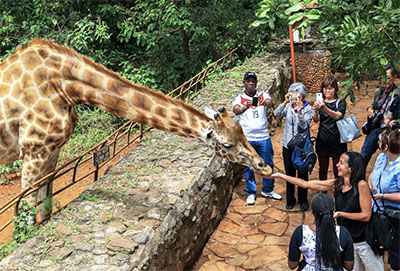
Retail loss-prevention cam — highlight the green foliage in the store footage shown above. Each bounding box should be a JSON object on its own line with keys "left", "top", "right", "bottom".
{"left": 12, "top": 200, "right": 38, "bottom": 243}
{"left": 253, "top": 0, "right": 400, "bottom": 103}
{"left": 59, "top": 105, "right": 125, "bottom": 162}
{"left": 0, "top": 160, "right": 22, "bottom": 185}
{"left": 0, "top": 240, "right": 18, "bottom": 261}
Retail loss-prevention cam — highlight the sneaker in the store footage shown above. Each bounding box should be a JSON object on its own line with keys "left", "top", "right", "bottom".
{"left": 261, "top": 190, "right": 282, "bottom": 200}
{"left": 246, "top": 194, "right": 256, "bottom": 205}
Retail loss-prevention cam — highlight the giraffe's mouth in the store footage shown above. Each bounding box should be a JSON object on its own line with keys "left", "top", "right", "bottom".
{"left": 255, "top": 164, "right": 273, "bottom": 176}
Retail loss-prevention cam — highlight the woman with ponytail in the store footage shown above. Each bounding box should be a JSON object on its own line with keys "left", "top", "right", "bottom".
{"left": 288, "top": 193, "right": 354, "bottom": 270}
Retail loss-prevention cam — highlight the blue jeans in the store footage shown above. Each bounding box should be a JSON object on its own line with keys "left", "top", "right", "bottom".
{"left": 360, "top": 128, "right": 381, "bottom": 165}
{"left": 243, "top": 138, "right": 274, "bottom": 195}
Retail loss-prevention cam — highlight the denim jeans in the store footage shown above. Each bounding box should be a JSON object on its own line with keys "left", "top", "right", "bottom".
{"left": 360, "top": 128, "right": 381, "bottom": 165}
{"left": 243, "top": 138, "right": 274, "bottom": 195}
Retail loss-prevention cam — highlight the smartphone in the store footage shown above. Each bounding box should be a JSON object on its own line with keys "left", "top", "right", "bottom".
{"left": 316, "top": 93, "right": 323, "bottom": 103}
{"left": 290, "top": 93, "right": 299, "bottom": 103}
{"left": 252, "top": 96, "right": 259, "bottom": 106}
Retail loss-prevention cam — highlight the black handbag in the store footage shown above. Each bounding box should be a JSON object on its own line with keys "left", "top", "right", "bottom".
{"left": 287, "top": 124, "right": 308, "bottom": 150}
{"left": 366, "top": 193, "right": 393, "bottom": 256}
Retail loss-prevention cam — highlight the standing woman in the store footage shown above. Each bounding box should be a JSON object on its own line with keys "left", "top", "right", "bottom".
{"left": 369, "top": 128, "right": 400, "bottom": 271}
{"left": 274, "top": 82, "right": 314, "bottom": 211}
{"left": 288, "top": 193, "right": 354, "bottom": 271}
{"left": 313, "top": 76, "right": 347, "bottom": 180}
{"left": 271, "top": 152, "right": 384, "bottom": 271}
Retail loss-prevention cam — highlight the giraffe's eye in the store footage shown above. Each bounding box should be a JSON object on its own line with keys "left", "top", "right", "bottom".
{"left": 222, "top": 143, "right": 233, "bottom": 148}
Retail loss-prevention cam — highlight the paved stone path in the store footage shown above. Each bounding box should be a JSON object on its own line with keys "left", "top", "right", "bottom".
{"left": 193, "top": 75, "right": 393, "bottom": 270}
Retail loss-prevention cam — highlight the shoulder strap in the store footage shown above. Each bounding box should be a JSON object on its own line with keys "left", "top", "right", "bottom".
{"left": 336, "top": 98, "right": 341, "bottom": 109}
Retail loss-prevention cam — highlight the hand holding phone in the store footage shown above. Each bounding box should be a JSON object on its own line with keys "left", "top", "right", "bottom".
{"left": 290, "top": 93, "right": 299, "bottom": 103}
{"left": 316, "top": 93, "right": 323, "bottom": 103}
{"left": 252, "top": 96, "right": 259, "bottom": 107}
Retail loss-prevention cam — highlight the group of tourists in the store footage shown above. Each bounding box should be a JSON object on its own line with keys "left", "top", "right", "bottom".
{"left": 232, "top": 68, "right": 400, "bottom": 271}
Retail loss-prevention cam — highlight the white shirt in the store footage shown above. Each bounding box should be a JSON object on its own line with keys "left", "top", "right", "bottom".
{"left": 232, "top": 90, "right": 271, "bottom": 141}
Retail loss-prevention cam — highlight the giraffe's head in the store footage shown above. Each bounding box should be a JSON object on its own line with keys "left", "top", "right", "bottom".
{"left": 204, "top": 107, "right": 272, "bottom": 176}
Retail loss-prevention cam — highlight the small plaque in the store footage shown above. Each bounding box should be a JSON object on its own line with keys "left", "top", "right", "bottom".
{"left": 93, "top": 146, "right": 110, "bottom": 166}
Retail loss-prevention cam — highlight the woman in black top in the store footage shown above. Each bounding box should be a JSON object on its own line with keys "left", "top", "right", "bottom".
{"left": 270, "top": 152, "right": 384, "bottom": 270}
{"left": 313, "top": 76, "right": 347, "bottom": 180}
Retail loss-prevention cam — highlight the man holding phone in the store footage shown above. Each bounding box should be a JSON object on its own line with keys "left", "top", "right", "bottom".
{"left": 232, "top": 72, "right": 281, "bottom": 205}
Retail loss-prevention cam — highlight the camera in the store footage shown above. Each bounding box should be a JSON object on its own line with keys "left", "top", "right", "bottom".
{"left": 371, "top": 111, "right": 383, "bottom": 128}
{"left": 290, "top": 93, "right": 299, "bottom": 103}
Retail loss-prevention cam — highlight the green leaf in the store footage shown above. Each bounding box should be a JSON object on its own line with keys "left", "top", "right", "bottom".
{"left": 380, "top": 57, "right": 388, "bottom": 65}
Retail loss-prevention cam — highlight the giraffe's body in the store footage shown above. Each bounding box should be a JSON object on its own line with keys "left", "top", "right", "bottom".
{"left": 0, "top": 39, "right": 271, "bottom": 220}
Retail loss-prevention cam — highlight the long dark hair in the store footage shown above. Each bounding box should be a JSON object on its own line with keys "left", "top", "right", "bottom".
{"left": 312, "top": 193, "right": 341, "bottom": 270}
{"left": 335, "top": 152, "right": 366, "bottom": 196}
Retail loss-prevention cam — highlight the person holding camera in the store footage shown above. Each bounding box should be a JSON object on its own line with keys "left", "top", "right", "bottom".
{"left": 232, "top": 71, "right": 281, "bottom": 206}
{"left": 274, "top": 82, "right": 314, "bottom": 211}
{"left": 361, "top": 65, "right": 400, "bottom": 165}
{"left": 313, "top": 76, "right": 347, "bottom": 180}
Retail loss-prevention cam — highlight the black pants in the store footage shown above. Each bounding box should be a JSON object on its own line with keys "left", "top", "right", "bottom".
{"left": 317, "top": 154, "right": 339, "bottom": 180}
{"left": 283, "top": 147, "right": 308, "bottom": 205}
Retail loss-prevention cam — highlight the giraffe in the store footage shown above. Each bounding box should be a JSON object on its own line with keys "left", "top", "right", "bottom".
{"left": 0, "top": 39, "right": 272, "bottom": 221}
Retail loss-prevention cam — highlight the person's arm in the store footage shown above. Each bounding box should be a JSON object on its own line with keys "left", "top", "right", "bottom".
{"left": 312, "top": 102, "right": 320, "bottom": 123}
{"left": 297, "top": 105, "right": 314, "bottom": 130}
{"left": 367, "top": 173, "right": 376, "bottom": 192}
{"left": 233, "top": 102, "right": 250, "bottom": 115}
{"left": 274, "top": 93, "right": 290, "bottom": 117}
{"left": 340, "top": 227, "right": 355, "bottom": 271}
{"left": 271, "top": 172, "right": 335, "bottom": 192}
{"left": 288, "top": 226, "right": 302, "bottom": 270}
{"left": 260, "top": 91, "right": 273, "bottom": 108}
{"left": 374, "top": 192, "right": 400, "bottom": 202}
{"left": 319, "top": 103, "right": 343, "bottom": 120}
{"left": 334, "top": 180, "right": 372, "bottom": 222}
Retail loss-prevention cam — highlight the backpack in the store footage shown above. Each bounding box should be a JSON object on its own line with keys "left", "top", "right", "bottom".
{"left": 366, "top": 211, "right": 393, "bottom": 256}
{"left": 291, "top": 125, "right": 317, "bottom": 174}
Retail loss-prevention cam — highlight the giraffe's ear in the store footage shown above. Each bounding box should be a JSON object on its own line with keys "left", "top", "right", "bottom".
{"left": 204, "top": 107, "right": 218, "bottom": 120}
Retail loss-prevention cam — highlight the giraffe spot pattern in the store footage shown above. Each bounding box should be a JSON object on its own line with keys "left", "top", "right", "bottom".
{"left": 171, "top": 108, "right": 186, "bottom": 124}
{"left": 34, "top": 68, "right": 48, "bottom": 86}
{"left": 21, "top": 73, "right": 34, "bottom": 89}
{"left": 38, "top": 49, "right": 49, "bottom": 59}
{"left": 102, "top": 93, "right": 128, "bottom": 118}
{"left": 132, "top": 93, "right": 152, "bottom": 112}
{"left": 21, "top": 91, "right": 39, "bottom": 108}
{"left": 45, "top": 56, "right": 61, "bottom": 70}
{"left": 11, "top": 82, "right": 23, "bottom": 99}
{"left": 107, "top": 80, "right": 130, "bottom": 96}
{"left": 155, "top": 106, "right": 167, "bottom": 118}
{"left": 0, "top": 84, "right": 10, "bottom": 98}
{"left": 3, "top": 98, "right": 24, "bottom": 119}
{"left": 33, "top": 101, "right": 54, "bottom": 119}
{"left": 49, "top": 119, "right": 64, "bottom": 134}
{"left": 83, "top": 70, "right": 102, "bottom": 89}
{"left": 9, "top": 64, "right": 23, "bottom": 81}
{"left": 0, "top": 124, "right": 12, "bottom": 147}
{"left": 28, "top": 127, "right": 46, "bottom": 141}
{"left": 21, "top": 52, "right": 41, "bottom": 71}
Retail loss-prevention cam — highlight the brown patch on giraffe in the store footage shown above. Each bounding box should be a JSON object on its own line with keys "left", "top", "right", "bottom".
{"left": 38, "top": 48, "right": 49, "bottom": 59}
{"left": 171, "top": 108, "right": 186, "bottom": 124}
{"left": 170, "top": 127, "right": 178, "bottom": 133}
{"left": 28, "top": 126, "right": 46, "bottom": 141}
{"left": 107, "top": 79, "right": 130, "bottom": 96}
{"left": 33, "top": 101, "right": 54, "bottom": 119}
{"left": 3, "top": 98, "right": 24, "bottom": 119}
{"left": 34, "top": 68, "right": 48, "bottom": 86}
{"left": 49, "top": 119, "right": 64, "bottom": 134}
{"left": 0, "top": 124, "right": 12, "bottom": 147}
{"left": 150, "top": 117, "right": 164, "bottom": 130}
{"left": 51, "top": 96, "right": 69, "bottom": 115}
{"left": 45, "top": 55, "right": 62, "bottom": 70}
{"left": 65, "top": 83, "right": 83, "bottom": 102}
{"left": 0, "top": 84, "right": 10, "bottom": 98}
{"left": 135, "top": 112, "right": 148, "bottom": 126}
{"left": 83, "top": 69, "right": 103, "bottom": 89}
{"left": 21, "top": 90, "right": 39, "bottom": 107}
{"left": 1, "top": 68, "right": 14, "bottom": 84}
{"left": 182, "top": 127, "right": 193, "bottom": 135}
{"left": 168, "top": 121, "right": 179, "bottom": 128}
{"left": 9, "top": 121, "right": 19, "bottom": 136}
{"left": 61, "top": 61, "right": 74, "bottom": 80}
{"left": 155, "top": 106, "right": 167, "bottom": 118}
{"left": 102, "top": 94, "right": 128, "bottom": 117}
{"left": 36, "top": 116, "right": 49, "bottom": 130}
{"left": 227, "top": 154, "right": 235, "bottom": 162}
{"left": 9, "top": 64, "right": 23, "bottom": 81}
{"left": 11, "top": 82, "right": 23, "bottom": 99}
{"left": 21, "top": 52, "right": 41, "bottom": 71}
{"left": 8, "top": 54, "right": 19, "bottom": 64}
{"left": 190, "top": 116, "right": 198, "bottom": 128}
{"left": 25, "top": 110, "right": 34, "bottom": 121}
{"left": 21, "top": 73, "right": 35, "bottom": 89}
{"left": 131, "top": 93, "right": 152, "bottom": 112}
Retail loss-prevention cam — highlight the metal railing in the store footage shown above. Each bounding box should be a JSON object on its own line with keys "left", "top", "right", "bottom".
{"left": 0, "top": 48, "right": 238, "bottom": 236}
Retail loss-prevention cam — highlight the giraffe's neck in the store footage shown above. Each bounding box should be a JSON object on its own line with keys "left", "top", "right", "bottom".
{"left": 52, "top": 49, "right": 213, "bottom": 141}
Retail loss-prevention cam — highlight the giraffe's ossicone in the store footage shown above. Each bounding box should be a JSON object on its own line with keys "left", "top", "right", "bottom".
{"left": 0, "top": 39, "right": 272, "bottom": 221}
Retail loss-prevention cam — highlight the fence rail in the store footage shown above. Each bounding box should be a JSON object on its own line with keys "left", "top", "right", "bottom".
{"left": 0, "top": 48, "right": 238, "bottom": 236}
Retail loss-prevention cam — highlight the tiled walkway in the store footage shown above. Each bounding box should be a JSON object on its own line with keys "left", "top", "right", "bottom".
{"left": 193, "top": 78, "right": 392, "bottom": 270}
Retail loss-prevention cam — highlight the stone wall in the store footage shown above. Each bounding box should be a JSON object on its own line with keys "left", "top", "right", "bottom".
{"left": 0, "top": 53, "right": 292, "bottom": 271}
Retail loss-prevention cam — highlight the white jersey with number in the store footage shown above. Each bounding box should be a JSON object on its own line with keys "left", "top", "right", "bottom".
{"left": 232, "top": 90, "right": 271, "bottom": 141}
